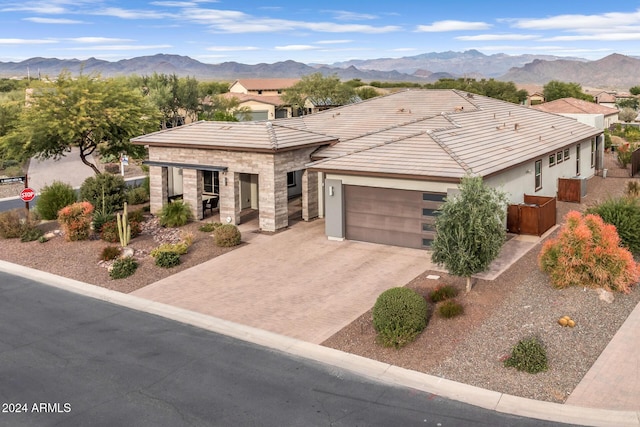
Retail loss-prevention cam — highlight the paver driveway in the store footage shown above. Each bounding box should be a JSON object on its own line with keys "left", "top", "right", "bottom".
{"left": 132, "top": 219, "right": 432, "bottom": 343}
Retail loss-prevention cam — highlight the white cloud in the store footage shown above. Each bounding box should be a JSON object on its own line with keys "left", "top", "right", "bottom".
{"left": 275, "top": 45, "right": 317, "bottom": 51}
{"left": 544, "top": 33, "right": 640, "bottom": 42}
{"left": 0, "top": 38, "right": 57, "bottom": 45}
{"left": 315, "top": 40, "right": 353, "bottom": 45}
{"left": 512, "top": 9, "right": 640, "bottom": 31}
{"left": 456, "top": 34, "right": 539, "bottom": 41}
{"left": 206, "top": 46, "right": 259, "bottom": 51}
{"left": 92, "top": 7, "right": 169, "bottom": 20}
{"left": 23, "top": 17, "right": 84, "bottom": 24}
{"left": 67, "top": 37, "right": 134, "bottom": 43}
{"left": 329, "top": 10, "right": 377, "bottom": 21}
{"left": 61, "top": 44, "right": 172, "bottom": 51}
{"left": 416, "top": 20, "right": 491, "bottom": 32}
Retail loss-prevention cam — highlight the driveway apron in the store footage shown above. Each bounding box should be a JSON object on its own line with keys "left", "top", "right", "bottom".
{"left": 132, "top": 219, "right": 432, "bottom": 344}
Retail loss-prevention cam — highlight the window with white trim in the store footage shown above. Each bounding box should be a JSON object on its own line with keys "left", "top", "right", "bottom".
{"left": 535, "top": 159, "right": 542, "bottom": 191}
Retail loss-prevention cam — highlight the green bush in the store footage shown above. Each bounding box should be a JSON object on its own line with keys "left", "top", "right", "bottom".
{"left": 159, "top": 200, "right": 193, "bottom": 227}
{"left": 20, "top": 226, "right": 43, "bottom": 243}
{"left": 428, "top": 284, "right": 459, "bottom": 303}
{"left": 92, "top": 209, "right": 115, "bottom": 233}
{"left": 104, "top": 163, "right": 120, "bottom": 174}
{"left": 36, "top": 181, "right": 77, "bottom": 220}
{"left": 100, "top": 246, "right": 121, "bottom": 261}
{"left": 213, "top": 224, "right": 241, "bottom": 247}
{"left": 437, "top": 300, "right": 465, "bottom": 318}
{"left": 0, "top": 209, "right": 23, "bottom": 238}
{"left": 372, "top": 287, "right": 428, "bottom": 348}
{"left": 126, "top": 185, "right": 149, "bottom": 206}
{"left": 503, "top": 336, "right": 548, "bottom": 374}
{"left": 128, "top": 208, "right": 146, "bottom": 224}
{"left": 79, "top": 173, "right": 127, "bottom": 214}
{"left": 155, "top": 251, "right": 181, "bottom": 268}
{"left": 199, "top": 222, "right": 222, "bottom": 232}
{"left": 586, "top": 197, "right": 640, "bottom": 254}
{"left": 109, "top": 257, "right": 138, "bottom": 279}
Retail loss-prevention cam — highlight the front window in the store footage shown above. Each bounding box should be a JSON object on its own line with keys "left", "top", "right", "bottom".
{"left": 557, "top": 151, "right": 563, "bottom": 163}
{"left": 535, "top": 159, "right": 542, "bottom": 191}
{"left": 203, "top": 171, "right": 219, "bottom": 194}
{"left": 591, "top": 138, "right": 596, "bottom": 168}
{"left": 549, "top": 153, "right": 556, "bottom": 167}
{"left": 564, "top": 148, "right": 570, "bottom": 160}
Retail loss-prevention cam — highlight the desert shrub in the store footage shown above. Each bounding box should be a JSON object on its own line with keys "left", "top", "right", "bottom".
{"left": 127, "top": 209, "right": 146, "bottom": 224}
{"left": 438, "top": 300, "right": 465, "bottom": 318}
{"left": 503, "top": 336, "right": 548, "bottom": 374}
{"left": 159, "top": 200, "right": 193, "bottom": 227}
{"left": 20, "top": 226, "right": 44, "bottom": 243}
{"left": 57, "top": 201, "right": 94, "bottom": 241}
{"left": 100, "top": 246, "right": 121, "bottom": 261}
{"left": 150, "top": 240, "right": 191, "bottom": 257}
{"left": 617, "top": 143, "right": 637, "bottom": 168}
{"left": 586, "top": 197, "right": 640, "bottom": 254}
{"left": 104, "top": 163, "right": 120, "bottom": 174}
{"left": 79, "top": 173, "right": 127, "bottom": 214}
{"left": 428, "top": 284, "right": 459, "bottom": 303}
{"left": 372, "top": 287, "right": 428, "bottom": 349}
{"left": 199, "top": 222, "right": 222, "bottom": 232}
{"left": 213, "top": 224, "right": 241, "bottom": 247}
{"left": 36, "top": 181, "right": 77, "bottom": 220}
{"left": 538, "top": 211, "right": 640, "bottom": 293}
{"left": 101, "top": 219, "right": 141, "bottom": 243}
{"left": 0, "top": 209, "right": 23, "bottom": 238}
{"left": 92, "top": 209, "right": 115, "bottom": 233}
{"left": 155, "top": 251, "right": 181, "bottom": 268}
{"left": 38, "top": 235, "right": 48, "bottom": 243}
{"left": 126, "top": 185, "right": 149, "bottom": 206}
{"left": 109, "top": 257, "right": 138, "bottom": 279}
{"left": 625, "top": 180, "right": 640, "bottom": 198}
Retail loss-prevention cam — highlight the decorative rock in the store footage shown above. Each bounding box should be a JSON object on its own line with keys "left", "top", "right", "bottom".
{"left": 597, "top": 288, "right": 614, "bottom": 303}
{"left": 121, "top": 247, "right": 135, "bottom": 258}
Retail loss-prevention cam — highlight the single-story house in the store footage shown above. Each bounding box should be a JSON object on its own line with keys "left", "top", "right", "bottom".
{"left": 133, "top": 89, "right": 603, "bottom": 249}
{"left": 531, "top": 97, "right": 619, "bottom": 130}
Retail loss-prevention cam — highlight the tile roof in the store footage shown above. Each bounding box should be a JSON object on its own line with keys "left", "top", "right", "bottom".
{"left": 221, "top": 92, "right": 285, "bottom": 106}
{"left": 131, "top": 120, "right": 336, "bottom": 152}
{"left": 532, "top": 97, "right": 618, "bottom": 115}
{"left": 230, "top": 78, "right": 300, "bottom": 91}
{"left": 305, "top": 89, "right": 601, "bottom": 179}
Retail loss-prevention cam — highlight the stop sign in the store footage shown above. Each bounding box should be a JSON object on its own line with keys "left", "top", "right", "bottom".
{"left": 20, "top": 187, "right": 35, "bottom": 202}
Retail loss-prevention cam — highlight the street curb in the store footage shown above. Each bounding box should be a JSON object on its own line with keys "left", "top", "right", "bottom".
{"left": 1, "top": 259, "right": 638, "bottom": 427}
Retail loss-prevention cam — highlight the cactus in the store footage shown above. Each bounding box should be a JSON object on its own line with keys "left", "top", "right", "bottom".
{"left": 116, "top": 202, "right": 131, "bottom": 247}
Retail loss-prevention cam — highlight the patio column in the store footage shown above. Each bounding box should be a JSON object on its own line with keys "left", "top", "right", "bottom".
{"left": 149, "top": 166, "right": 167, "bottom": 216}
{"left": 220, "top": 171, "right": 241, "bottom": 225}
{"left": 182, "top": 168, "right": 202, "bottom": 220}
{"left": 302, "top": 170, "right": 318, "bottom": 221}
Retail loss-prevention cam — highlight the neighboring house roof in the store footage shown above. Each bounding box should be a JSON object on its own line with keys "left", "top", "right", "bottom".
{"left": 229, "top": 78, "right": 300, "bottom": 93}
{"left": 131, "top": 120, "right": 337, "bottom": 152}
{"left": 302, "top": 89, "right": 601, "bottom": 180}
{"left": 594, "top": 91, "right": 617, "bottom": 103}
{"left": 221, "top": 92, "right": 285, "bottom": 107}
{"left": 532, "top": 97, "right": 618, "bottom": 116}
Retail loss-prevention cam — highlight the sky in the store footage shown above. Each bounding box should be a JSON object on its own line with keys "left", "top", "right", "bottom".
{"left": 1, "top": 1, "right": 640, "bottom": 65}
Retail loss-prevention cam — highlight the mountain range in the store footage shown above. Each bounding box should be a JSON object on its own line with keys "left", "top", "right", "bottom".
{"left": 1, "top": 50, "right": 638, "bottom": 91}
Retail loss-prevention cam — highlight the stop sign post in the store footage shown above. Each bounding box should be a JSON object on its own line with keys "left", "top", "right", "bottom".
{"left": 20, "top": 188, "right": 35, "bottom": 202}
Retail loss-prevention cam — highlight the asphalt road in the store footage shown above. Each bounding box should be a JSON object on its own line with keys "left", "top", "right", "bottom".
{"left": 0, "top": 272, "right": 576, "bottom": 427}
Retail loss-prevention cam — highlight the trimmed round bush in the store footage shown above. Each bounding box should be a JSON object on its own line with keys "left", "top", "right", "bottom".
{"left": 36, "top": 180, "right": 77, "bottom": 220}
{"left": 109, "top": 257, "right": 138, "bottom": 279}
{"left": 372, "top": 287, "right": 428, "bottom": 348}
{"left": 503, "top": 336, "right": 548, "bottom": 374}
{"left": 155, "top": 251, "right": 181, "bottom": 268}
{"left": 213, "top": 224, "right": 241, "bottom": 247}
{"left": 0, "top": 209, "right": 24, "bottom": 238}
{"left": 80, "top": 173, "right": 127, "bottom": 214}
{"left": 126, "top": 185, "right": 149, "bottom": 206}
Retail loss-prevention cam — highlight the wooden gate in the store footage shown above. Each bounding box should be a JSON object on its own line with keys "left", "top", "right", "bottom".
{"left": 632, "top": 147, "right": 640, "bottom": 177}
{"left": 557, "top": 178, "right": 581, "bottom": 203}
{"left": 507, "top": 195, "right": 556, "bottom": 236}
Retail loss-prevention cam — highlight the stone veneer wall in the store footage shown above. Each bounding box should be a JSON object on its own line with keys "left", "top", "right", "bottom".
{"left": 147, "top": 145, "right": 320, "bottom": 232}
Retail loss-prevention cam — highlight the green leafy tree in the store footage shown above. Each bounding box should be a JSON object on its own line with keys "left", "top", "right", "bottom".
{"left": 543, "top": 80, "right": 593, "bottom": 102}
{"left": 281, "top": 73, "right": 357, "bottom": 114}
{"left": 431, "top": 175, "right": 508, "bottom": 292}
{"left": 1, "top": 72, "right": 160, "bottom": 175}
{"left": 617, "top": 98, "right": 639, "bottom": 110}
{"left": 199, "top": 95, "right": 252, "bottom": 121}
{"left": 629, "top": 86, "right": 640, "bottom": 96}
{"left": 355, "top": 86, "right": 381, "bottom": 100}
{"left": 425, "top": 78, "right": 528, "bottom": 104}
{"left": 136, "top": 73, "right": 200, "bottom": 128}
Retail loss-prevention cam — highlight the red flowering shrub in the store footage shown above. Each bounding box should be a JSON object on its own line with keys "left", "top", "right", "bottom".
{"left": 57, "top": 201, "right": 94, "bottom": 241}
{"left": 538, "top": 211, "right": 640, "bottom": 293}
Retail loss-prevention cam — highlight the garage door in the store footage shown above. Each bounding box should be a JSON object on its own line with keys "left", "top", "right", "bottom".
{"left": 344, "top": 185, "right": 445, "bottom": 249}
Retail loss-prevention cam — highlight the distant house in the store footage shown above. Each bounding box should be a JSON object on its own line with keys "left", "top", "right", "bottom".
{"left": 532, "top": 97, "right": 619, "bottom": 130}
{"left": 225, "top": 78, "right": 301, "bottom": 121}
{"left": 134, "top": 89, "right": 603, "bottom": 249}
{"left": 517, "top": 84, "right": 545, "bottom": 106}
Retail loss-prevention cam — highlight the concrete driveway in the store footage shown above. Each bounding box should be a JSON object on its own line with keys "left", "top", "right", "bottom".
{"left": 132, "top": 219, "right": 432, "bottom": 344}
